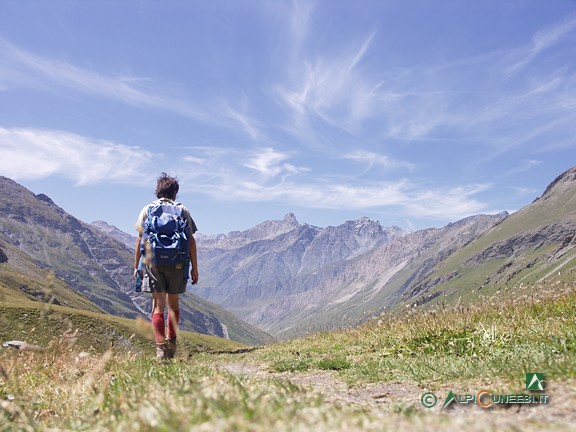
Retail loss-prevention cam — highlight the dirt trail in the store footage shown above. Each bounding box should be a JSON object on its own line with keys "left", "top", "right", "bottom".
{"left": 221, "top": 362, "right": 422, "bottom": 407}
{"left": 292, "top": 372, "right": 422, "bottom": 407}
{"left": 220, "top": 361, "right": 576, "bottom": 431}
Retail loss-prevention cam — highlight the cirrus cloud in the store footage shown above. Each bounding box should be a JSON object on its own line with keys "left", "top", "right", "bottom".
{"left": 0, "top": 127, "right": 156, "bottom": 185}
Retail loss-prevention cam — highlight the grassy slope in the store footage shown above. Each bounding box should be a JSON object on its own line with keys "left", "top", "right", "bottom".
{"left": 1, "top": 280, "right": 574, "bottom": 431}
{"left": 0, "top": 302, "right": 244, "bottom": 356}
{"left": 255, "top": 282, "right": 576, "bottom": 386}
{"left": 0, "top": 242, "right": 245, "bottom": 356}
{"left": 1, "top": 230, "right": 273, "bottom": 345}
{"left": 398, "top": 181, "right": 576, "bottom": 308}
{"left": 0, "top": 240, "right": 107, "bottom": 314}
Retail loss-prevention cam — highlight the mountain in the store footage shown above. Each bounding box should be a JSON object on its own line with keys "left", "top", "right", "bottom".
{"left": 249, "top": 166, "right": 576, "bottom": 337}
{"left": 403, "top": 166, "right": 576, "bottom": 302}
{"left": 192, "top": 213, "right": 407, "bottom": 318}
{"left": 0, "top": 180, "right": 139, "bottom": 317}
{"left": 91, "top": 220, "right": 137, "bottom": 250}
{"left": 248, "top": 212, "right": 509, "bottom": 336}
{"left": 0, "top": 237, "right": 108, "bottom": 314}
{"left": 23, "top": 166, "right": 575, "bottom": 341}
{"left": 0, "top": 177, "right": 272, "bottom": 345}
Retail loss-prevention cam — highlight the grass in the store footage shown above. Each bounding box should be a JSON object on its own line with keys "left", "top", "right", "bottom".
{"left": 253, "top": 280, "right": 576, "bottom": 389}
{"left": 1, "top": 349, "right": 393, "bottom": 432}
{"left": 0, "top": 302, "right": 243, "bottom": 356}
{"left": 1, "top": 279, "right": 575, "bottom": 431}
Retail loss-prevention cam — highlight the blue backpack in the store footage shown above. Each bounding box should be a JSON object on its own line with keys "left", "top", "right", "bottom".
{"left": 142, "top": 201, "right": 190, "bottom": 267}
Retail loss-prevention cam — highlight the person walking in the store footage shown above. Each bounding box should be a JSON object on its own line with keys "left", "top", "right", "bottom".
{"left": 134, "top": 173, "right": 199, "bottom": 359}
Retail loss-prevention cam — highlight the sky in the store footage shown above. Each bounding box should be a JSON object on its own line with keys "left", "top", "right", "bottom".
{"left": 1, "top": 1, "right": 576, "bottom": 236}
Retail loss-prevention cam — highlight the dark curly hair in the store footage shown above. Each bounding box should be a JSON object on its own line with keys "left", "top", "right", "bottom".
{"left": 155, "top": 173, "right": 179, "bottom": 200}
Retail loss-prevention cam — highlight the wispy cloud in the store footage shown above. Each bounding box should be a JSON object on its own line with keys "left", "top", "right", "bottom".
{"left": 286, "top": 0, "right": 314, "bottom": 61}
{"left": 0, "top": 39, "right": 196, "bottom": 114}
{"left": 0, "top": 38, "right": 263, "bottom": 140}
{"left": 272, "top": 7, "right": 576, "bottom": 161}
{"left": 405, "top": 184, "right": 492, "bottom": 220}
{"left": 506, "top": 13, "right": 576, "bottom": 76}
{"left": 215, "top": 99, "right": 264, "bottom": 141}
{"left": 0, "top": 125, "right": 492, "bottom": 222}
{"left": 0, "top": 127, "right": 156, "bottom": 185}
{"left": 343, "top": 150, "right": 415, "bottom": 174}
{"left": 243, "top": 148, "right": 308, "bottom": 180}
{"left": 176, "top": 145, "right": 491, "bottom": 222}
{"left": 275, "top": 31, "right": 380, "bottom": 135}
{"left": 504, "top": 160, "right": 542, "bottom": 176}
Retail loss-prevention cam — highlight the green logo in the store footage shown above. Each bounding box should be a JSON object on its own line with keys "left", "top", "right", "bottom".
{"left": 443, "top": 390, "right": 457, "bottom": 408}
{"left": 526, "top": 373, "right": 545, "bottom": 391}
{"left": 421, "top": 392, "right": 437, "bottom": 408}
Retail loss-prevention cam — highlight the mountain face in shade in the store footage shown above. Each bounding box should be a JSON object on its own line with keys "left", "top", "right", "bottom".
{"left": 0, "top": 176, "right": 272, "bottom": 345}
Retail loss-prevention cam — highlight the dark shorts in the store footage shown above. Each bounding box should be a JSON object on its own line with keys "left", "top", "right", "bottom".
{"left": 144, "top": 263, "right": 187, "bottom": 295}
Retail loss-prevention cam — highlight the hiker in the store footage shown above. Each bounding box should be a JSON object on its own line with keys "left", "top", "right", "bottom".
{"left": 134, "top": 173, "right": 199, "bottom": 359}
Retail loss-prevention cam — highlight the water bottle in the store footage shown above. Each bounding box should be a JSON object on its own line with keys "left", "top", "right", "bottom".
{"left": 134, "top": 256, "right": 143, "bottom": 292}
{"left": 141, "top": 272, "right": 151, "bottom": 293}
{"left": 135, "top": 269, "right": 142, "bottom": 292}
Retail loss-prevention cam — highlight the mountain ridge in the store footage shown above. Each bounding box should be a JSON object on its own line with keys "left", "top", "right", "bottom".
{"left": 5, "top": 166, "right": 575, "bottom": 340}
{"left": 192, "top": 213, "right": 408, "bottom": 318}
{"left": 0, "top": 176, "right": 272, "bottom": 345}
{"left": 417, "top": 166, "right": 576, "bottom": 297}
{"left": 248, "top": 212, "right": 509, "bottom": 336}
{"left": 194, "top": 167, "right": 576, "bottom": 337}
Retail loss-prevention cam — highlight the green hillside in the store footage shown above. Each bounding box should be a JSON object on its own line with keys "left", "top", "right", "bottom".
{"left": 0, "top": 239, "right": 107, "bottom": 314}
{"left": 410, "top": 168, "right": 576, "bottom": 307}
{"left": 0, "top": 241, "right": 244, "bottom": 356}
{"left": 0, "top": 176, "right": 273, "bottom": 345}
{"left": 0, "top": 302, "right": 243, "bottom": 356}
{"left": 0, "top": 179, "right": 145, "bottom": 320}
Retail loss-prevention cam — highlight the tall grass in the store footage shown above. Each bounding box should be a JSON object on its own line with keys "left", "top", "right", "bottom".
{"left": 1, "top": 344, "right": 408, "bottom": 431}
{"left": 1, "top": 279, "right": 575, "bottom": 431}
{"left": 252, "top": 280, "right": 576, "bottom": 389}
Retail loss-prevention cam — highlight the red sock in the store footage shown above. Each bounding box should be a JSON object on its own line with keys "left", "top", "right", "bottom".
{"left": 167, "top": 309, "right": 180, "bottom": 340}
{"left": 152, "top": 313, "right": 166, "bottom": 344}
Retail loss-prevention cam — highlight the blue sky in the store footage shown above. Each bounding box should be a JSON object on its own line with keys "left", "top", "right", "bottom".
{"left": 1, "top": 1, "right": 575, "bottom": 235}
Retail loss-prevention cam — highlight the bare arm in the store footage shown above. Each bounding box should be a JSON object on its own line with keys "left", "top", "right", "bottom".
{"left": 133, "top": 234, "right": 142, "bottom": 278}
{"left": 189, "top": 234, "right": 199, "bottom": 285}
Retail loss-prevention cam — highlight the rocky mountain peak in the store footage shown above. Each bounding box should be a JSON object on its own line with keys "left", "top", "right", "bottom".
{"left": 91, "top": 220, "right": 136, "bottom": 250}
{"left": 283, "top": 212, "right": 299, "bottom": 227}
{"left": 35, "top": 193, "right": 56, "bottom": 206}
{"left": 197, "top": 213, "right": 305, "bottom": 249}
{"left": 352, "top": 216, "right": 381, "bottom": 235}
{"left": 539, "top": 166, "right": 576, "bottom": 200}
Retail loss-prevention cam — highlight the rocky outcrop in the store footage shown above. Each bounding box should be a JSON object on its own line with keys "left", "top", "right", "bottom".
{"left": 469, "top": 222, "right": 576, "bottom": 263}
{"left": 0, "top": 247, "right": 7, "bottom": 263}
{"left": 538, "top": 166, "right": 576, "bottom": 200}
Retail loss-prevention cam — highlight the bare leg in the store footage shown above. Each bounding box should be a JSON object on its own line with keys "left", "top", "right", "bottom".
{"left": 166, "top": 294, "right": 180, "bottom": 357}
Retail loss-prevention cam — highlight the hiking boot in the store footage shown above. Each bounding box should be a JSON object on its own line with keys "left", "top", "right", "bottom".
{"left": 166, "top": 338, "right": 177, "bottom": 359}
{"left": 156, "top": 342, "right": 173, "bottom": 360}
